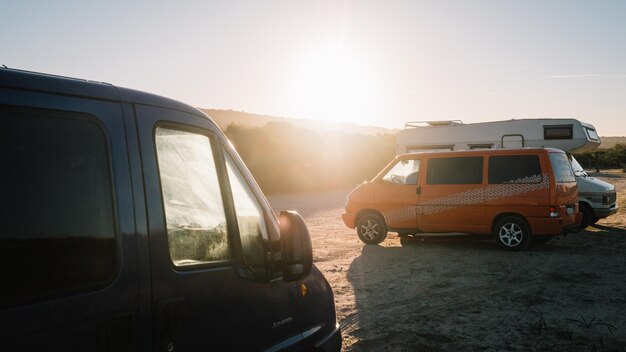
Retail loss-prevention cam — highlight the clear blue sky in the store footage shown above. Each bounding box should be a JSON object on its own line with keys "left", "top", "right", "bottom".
{"left": 2, "top": 0, "right": 626, "bottom": 135}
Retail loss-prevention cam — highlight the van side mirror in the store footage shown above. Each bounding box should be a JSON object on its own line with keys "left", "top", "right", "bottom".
{"left": 279, "top": 210, "right": 313, "bottom": 282}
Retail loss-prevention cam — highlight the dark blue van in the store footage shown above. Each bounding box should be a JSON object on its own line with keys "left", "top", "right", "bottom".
{"left": 0, "top": 68, "right": 341, "bottom": 351}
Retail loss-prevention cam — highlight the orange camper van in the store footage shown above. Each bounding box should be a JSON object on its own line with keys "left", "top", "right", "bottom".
{"left": 342, "top": 148, "right": 581, "bottom": 250}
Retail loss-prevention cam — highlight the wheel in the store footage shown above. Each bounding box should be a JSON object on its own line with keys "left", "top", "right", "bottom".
{"left": 590, "top": 216, "right": 600, "bottom": 225}
{"left": 579, "top": 204, "right": 594, "bottom": 230}
{"left": 356, "top": 213, "right": 388, "bottom": 245}
{"left": 493, "top": 216, "right": 531, "bottom": 251}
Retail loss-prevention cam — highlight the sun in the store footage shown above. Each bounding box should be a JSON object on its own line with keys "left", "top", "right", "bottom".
{"left": 292, "top": 48, "right": 379, "bottom": 124}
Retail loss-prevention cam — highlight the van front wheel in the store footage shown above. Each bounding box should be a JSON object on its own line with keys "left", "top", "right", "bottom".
{"left": 494, "top": 217, "right": 530, "bottom": 251}
{"left": 356, "top": 213, "right": 388, "bottom": 245}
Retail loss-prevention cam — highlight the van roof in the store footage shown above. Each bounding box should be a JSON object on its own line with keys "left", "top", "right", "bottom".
{"left": 0, "top": 67, "right": 206, "bottom": 118}
{"left": 397, "top": 147, "right": 564, "bottom": 159}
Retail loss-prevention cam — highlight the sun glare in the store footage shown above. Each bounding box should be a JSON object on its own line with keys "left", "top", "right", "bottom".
{"left": 293, "top": 48, "right": 379, "bottom": 125}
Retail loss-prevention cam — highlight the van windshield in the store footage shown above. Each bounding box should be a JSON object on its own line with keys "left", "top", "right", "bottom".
{"left": 569, "top": 156, "right": 587, "bottom": 177}
{"left": 549, "top": 152, "right": 576, "bottom": 183}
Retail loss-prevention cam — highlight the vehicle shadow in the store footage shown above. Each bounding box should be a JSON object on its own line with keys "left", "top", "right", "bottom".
{"left": 589, "top": 223, "right": 626, "bottom": 233}
{"left": 342, "top": 228, "right": 625, "bottom": 350}
{"left": 397, "top": 234, "right": 497, "bottom": 250}
{"left": 343, "top": 239, "right": 500, "bottom": 350}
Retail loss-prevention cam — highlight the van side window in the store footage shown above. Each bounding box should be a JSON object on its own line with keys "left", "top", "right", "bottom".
{"left": 155, "top": 128, "right": 232, "bottom": 266}
{"left": 382, "top": 159, "right": 420, "bottom": 185}
{"left": 224, "top": 149, "right": 269, "bottom": 270}
{"left": 488, "top": 155, "right": 542, "bottom": 184}
{"left": 549, "top": 152, "right": 576, "bottom": 183}
{"left": 426, "top": 157, "right": 483, "bottom": 184}
{"left": 0, "top": 109, "right": 116, "bottom": 307}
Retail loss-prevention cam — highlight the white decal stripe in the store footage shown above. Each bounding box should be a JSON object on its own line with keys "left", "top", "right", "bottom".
{"left": 383, "top": 173, "right": 549, "bottom": 225}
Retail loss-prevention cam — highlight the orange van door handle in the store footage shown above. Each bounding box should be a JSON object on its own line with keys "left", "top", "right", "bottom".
{"left": 416, "top": 186, "right": 421, "bottom": 195}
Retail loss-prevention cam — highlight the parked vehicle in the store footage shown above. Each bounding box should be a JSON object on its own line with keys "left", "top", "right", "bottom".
{"left": 396, "top": 119, "right": 618, "bottom": 229}
{"left": 342, "top": 148, "right": 581, "bottom": 250}
{"left": 0, "top": 68, "right": 341, "bottom": 351}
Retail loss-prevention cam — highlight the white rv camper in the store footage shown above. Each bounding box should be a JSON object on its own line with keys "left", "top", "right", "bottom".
{"left": 396, "top": 118, "right": 618, "bottom": 228}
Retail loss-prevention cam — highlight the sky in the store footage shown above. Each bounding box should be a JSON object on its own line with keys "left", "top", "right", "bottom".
{"left": 2, "top": 0, "right": 626, "bottom": 135}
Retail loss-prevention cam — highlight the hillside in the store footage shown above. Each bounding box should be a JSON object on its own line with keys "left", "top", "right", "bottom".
{"left": 599, "top": 136, "right": 626, "bottom": 149}
{"left": 200, "top": 109, "right": 397, "bottom": 136}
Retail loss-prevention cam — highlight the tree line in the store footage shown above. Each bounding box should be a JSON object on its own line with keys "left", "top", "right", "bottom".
{"left": 224, "top": 120, "right": 626, "bottom": 194}
{"left": 223, "top": 122, "right": 396, "bottom": 194}
{"left": 574, "top": 144, "right": 626, "bottom": 170}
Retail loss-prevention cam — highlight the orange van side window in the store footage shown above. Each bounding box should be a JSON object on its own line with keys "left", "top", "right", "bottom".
{"left": 426, "top": 157, "right": 483, "bottom": 185}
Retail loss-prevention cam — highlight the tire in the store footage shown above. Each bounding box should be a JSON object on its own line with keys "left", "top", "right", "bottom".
{"left": 580, "top": 204, "right": 594, "bottom": 230}
{"left": 493, "top": 216, "right": 531, "bottom": 251}
{"left": 356, "top": 213, "right": 388, "bottom": 245}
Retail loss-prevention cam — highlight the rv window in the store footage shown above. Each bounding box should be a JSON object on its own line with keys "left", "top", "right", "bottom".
{"left": 488, "top": 155, "right": 542, "bottom": 184}
{"left": 407, "top": 145, "right": 453, "bottom": 153}
{"left": 469, "top": 144, "right": 494, "bottom": 150}
{"left": 426, "top": 157, "right": 483, "bottom": 185}
{"left": 544, "top": 125, "right": 573, "bottom": 140}
{"left": 585, "top": 127, "right": 599, "bottom": 141}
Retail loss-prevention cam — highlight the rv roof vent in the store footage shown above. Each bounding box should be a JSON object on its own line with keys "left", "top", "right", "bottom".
{"left": 405, "top": 120, "right": 464, "bottom": 128}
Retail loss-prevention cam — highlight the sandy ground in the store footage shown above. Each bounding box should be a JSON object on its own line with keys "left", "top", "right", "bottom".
{"left": 268, "top": 170, "right": 626, "bottom": 351}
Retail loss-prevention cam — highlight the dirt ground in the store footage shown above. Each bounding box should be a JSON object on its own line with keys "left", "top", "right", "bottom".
{"left": 269, "top": 170, "right": 626, "bottom": 351}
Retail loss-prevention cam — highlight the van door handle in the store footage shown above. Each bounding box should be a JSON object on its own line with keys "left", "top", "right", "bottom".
{"left": 156, "top": 297, "right": 185, "bottom": 342}
{"left": 416, "top": 186, "right": 421, "bottom": 195}
{"left": 99, "top": 312, "right": 135, "bottom": 352}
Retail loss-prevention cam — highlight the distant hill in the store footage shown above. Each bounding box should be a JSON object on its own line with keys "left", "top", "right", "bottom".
{"left": 200, "top": 109, "right": 397, "bottom": 136}
{"left": 200, "top": 109, "right": 623, "bottom": 147}
{"left": 599, "top": 136, "right": 626, "bottom": 149}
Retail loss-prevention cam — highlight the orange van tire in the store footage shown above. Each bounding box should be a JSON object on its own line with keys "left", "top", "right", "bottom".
{"left": 493, "top": 216, "right": 531, "bottom": 251}
{"left": 356, "top": 213, "right": 388, "bottom": 245}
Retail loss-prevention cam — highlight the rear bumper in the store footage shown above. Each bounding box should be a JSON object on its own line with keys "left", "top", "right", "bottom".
{"left": 529, "top": 213, "right": 580, "bottom": 236}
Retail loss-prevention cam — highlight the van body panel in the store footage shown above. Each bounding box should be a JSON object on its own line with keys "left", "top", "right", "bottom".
{"left": 0, "top": 68, "right": 340, "bottom": 351}
{"left": 344, "top": 148, "right": 580, "bottom": 245}
{"left": 417, "top": 182, "right": 486, "bottom": 233}
{"left": 342, "top": 183, "right": 375, "bottom": 228}
{"left": 0, "top": 87, "right": 141, "bottom": 350}
{"left": 374, "top": 182, "right": 420, "bottom": 229}
{"left": 294, "top": 266, "right": 341, "bottom": 349}
{"left": 576, "top": 176, "right": 619, "bottom": 218}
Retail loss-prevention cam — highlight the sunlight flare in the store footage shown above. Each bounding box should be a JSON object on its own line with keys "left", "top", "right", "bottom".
{"left": 292, "top": 48, "right": 379, "bottom": 124}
